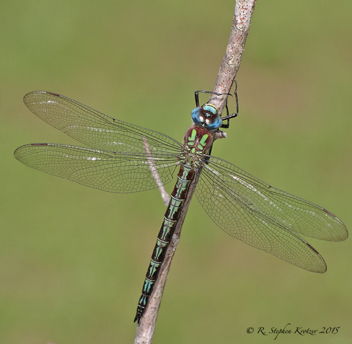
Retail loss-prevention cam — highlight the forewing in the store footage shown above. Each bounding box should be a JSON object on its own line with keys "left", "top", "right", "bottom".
{"left": 195, "top": 155, "right": 348, "bottom": 272}
{"left": 23, "top": 91, "right": 182, "bottom": 155}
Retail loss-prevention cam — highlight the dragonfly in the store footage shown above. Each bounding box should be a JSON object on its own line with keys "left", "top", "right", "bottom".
{"left": 14, "top": 90, "right": 348, "bottom": 324}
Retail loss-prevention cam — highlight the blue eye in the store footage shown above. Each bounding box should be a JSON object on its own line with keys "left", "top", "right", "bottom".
{"left": 191, "top": 107, "right": 202, "bottom": 125}
{"left": 203, "top": 104, "right": 217, "bottom": 115}
{"left": 206, "top": 116, "right": 222, "bottom": 130}
{"left": 191, "top": 106, "right": 222, "bottom": 130}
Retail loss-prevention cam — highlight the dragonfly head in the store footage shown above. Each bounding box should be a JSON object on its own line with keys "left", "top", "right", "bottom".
{"left": 191, "top": 104, "right": 222, "bottom": 131}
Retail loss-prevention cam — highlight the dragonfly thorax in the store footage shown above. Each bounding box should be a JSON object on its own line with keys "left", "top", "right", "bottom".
{"left": 191, "top": 104, "right": 222, "bottom": 130}
{"left": 180, "top": 126, "right": 213, "bottom": 169}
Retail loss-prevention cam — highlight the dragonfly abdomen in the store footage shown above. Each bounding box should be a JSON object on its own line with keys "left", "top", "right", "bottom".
{"left": 134, "top": 165, "right": 196, "bottom": 323}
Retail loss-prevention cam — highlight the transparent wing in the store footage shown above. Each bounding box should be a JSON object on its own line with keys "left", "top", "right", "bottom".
{"left": 196, "top": 155, "right": 348, "bottom": 273}
{"left": 14, "top": 143, "right": 179, "bottom": 193}
{"left": 23, "top": 91, "right": 182, "bottom": 155}
{"left": 16, "top": 91, "right": 183, "bottom": 193}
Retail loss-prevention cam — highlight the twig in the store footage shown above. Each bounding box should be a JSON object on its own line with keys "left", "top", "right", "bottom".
{"left": 134, "top": 1, "right": 256, "bottom": 343}
{"left": 210, "top": 0, "right": 257, "bottom": 114}
{"left": 143, "top": 136, "right": 171, "bottom": 206}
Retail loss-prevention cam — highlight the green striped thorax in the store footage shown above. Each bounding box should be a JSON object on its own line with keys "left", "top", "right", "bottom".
{"left": 180, "top": 103, "right": 221, "bottom": 169}
{"left": 180, "top": 127, "right": 212, "bottom": 169}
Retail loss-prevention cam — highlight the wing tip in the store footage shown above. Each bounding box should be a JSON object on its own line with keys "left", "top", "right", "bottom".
{"left": 23, "top": 91, "right": 61, "bottom": 105}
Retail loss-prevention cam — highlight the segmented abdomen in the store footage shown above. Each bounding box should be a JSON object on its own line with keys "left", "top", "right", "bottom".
{"left": 134, "top": 165, "right": 196, "bottom": 323}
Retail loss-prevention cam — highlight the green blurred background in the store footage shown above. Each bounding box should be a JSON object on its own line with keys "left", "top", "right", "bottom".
{"left": 1, "top": 0, "right": 351, "bottom": 343}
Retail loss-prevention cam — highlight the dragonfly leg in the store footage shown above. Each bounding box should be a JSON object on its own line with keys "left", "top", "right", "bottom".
{"left": 194, "top": 90, "right": 232, "bottom": 109}
{"left": 220, "top": 80, "right": 239, "bottom": 129}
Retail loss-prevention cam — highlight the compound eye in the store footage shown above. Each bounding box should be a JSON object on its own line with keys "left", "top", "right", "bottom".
{"left": 191, "top": 104, "right": 222, "bottom": 130}
{"left": 191, "top": 107, "right": 203, "bottom": 125}
{"left": 202, "top": 104, "right": 217, "bottom": 116}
